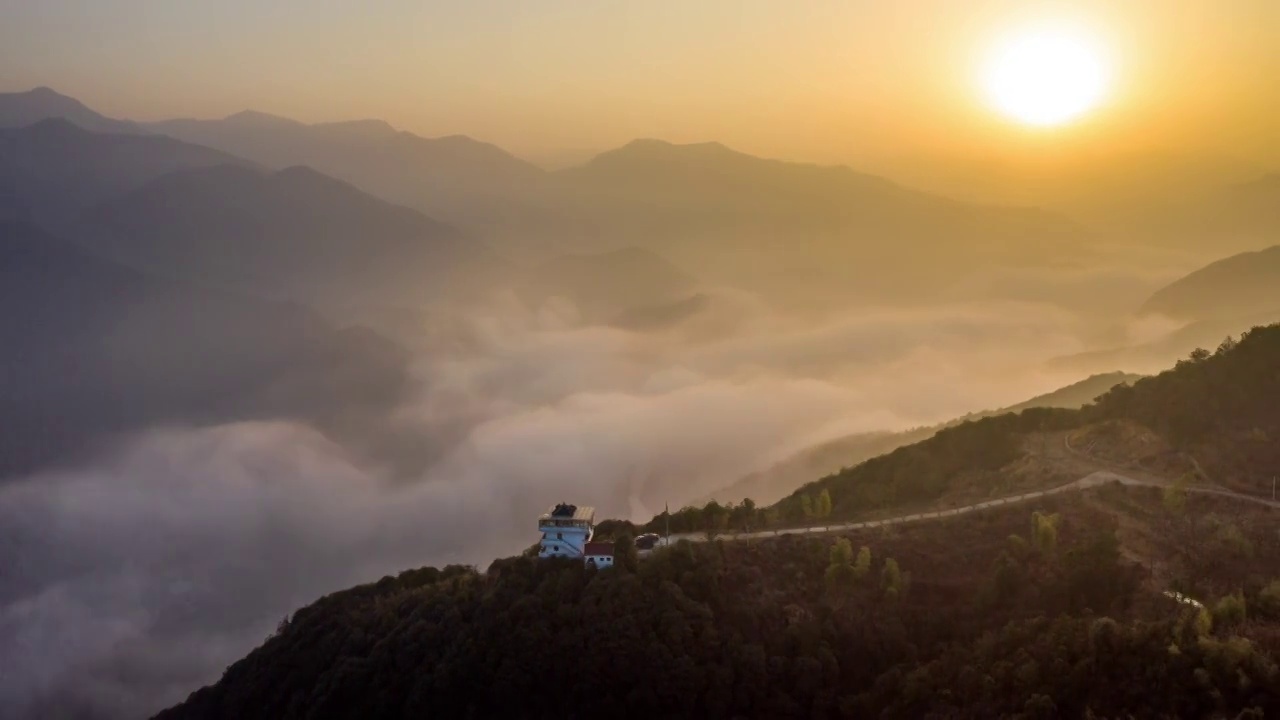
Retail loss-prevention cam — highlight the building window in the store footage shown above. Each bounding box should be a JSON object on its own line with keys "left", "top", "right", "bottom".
{"left": 557, "top": 532, "right": 563, "bottom": 540}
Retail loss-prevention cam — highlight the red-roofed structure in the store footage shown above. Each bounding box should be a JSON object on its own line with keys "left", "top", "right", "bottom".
{"left": 583, "top": 541, "right": 615, "bottom": 568}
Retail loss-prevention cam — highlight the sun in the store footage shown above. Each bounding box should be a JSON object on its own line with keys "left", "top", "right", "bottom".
{"left": 980, "top": 22, "right": 1112, "bottom": 127}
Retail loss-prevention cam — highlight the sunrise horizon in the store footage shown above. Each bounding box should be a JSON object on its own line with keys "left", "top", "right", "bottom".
{"left": 3, "top": 3, "right": 1280, "bottom": 719}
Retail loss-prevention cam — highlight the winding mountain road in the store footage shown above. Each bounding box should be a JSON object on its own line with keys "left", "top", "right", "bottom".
{"left": 673, "top": 435, "right": 1278, "bottom": 545}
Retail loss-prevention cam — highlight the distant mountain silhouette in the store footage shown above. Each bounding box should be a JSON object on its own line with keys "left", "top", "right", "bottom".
{"left": 610, "top": 293, "right": 713, "bottom": 331}
{"left": 516, "top": 246, "right": 697, "bottom": 321}
{"left": 149, "top": 105, "right": 1090, "bottom": 298}
{"left": 1046, "top": 308, "right": 1280, "bottom": 376}
{"left": 1140, "top": 245, "right": 1280, "bottom": 321}
{"left": 0, "top": 86, "right": 143, "bottom": 135}
{"left": 1108, "top": 171, "right": 1280, "bottom": 254}
{"left": 549, "top": 139, "right": 1090, "bottom": 304}
{"left": 0, "top": 119, "right": 250, "bottom": 230}
{"left": 556, "top": 139, "right": 1082, "bottom": 243}
{"left": 0, "top": 221, "right": 418, "bottom": 480}
{"left": 75, "top": 164, "right": 497, "bottom": 308}
{"left": 148, "top": 111, "right": 548, "bottom": 234}
{"left": 6, "top": 90, "right": 1098, "bottom": 306}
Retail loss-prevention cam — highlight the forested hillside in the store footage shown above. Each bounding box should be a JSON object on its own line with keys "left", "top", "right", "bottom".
{"left": 653, "top": 324, "right": 1280, "bottom": 536}
{"left": 703, "top": 371, "right": 1141, "bottom": 508}
{"left": 157, "top": 487, "right": 1280, "bottom": 719}
{"left": 155, "top": 326, "right": 1280, "bottom": 720}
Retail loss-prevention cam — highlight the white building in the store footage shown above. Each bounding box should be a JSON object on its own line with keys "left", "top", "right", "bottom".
{"left": 583, "top": 541, "right": 615, "bottom": 568}
{"left": 538, "top": 503, "right": 595, "bottom": 559}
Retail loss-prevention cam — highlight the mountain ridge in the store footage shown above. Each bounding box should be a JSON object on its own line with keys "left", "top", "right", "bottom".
{"left": 0, "top": 220, "right": 417, "bottom": 481}
{"left": 1140, "top": 245, "right": 1280, "bottom": 321}
{"left": 0, "top": 86, "right": 144, "bottom": 135}
{"left": 0, "top": 118, "right": 254, "bottom": 231}
{"left": 74, "top": 162, "right": 493, "bottom": 308}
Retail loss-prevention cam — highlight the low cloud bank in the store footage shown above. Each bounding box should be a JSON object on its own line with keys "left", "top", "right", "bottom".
{"left": 1, "top": 297, "right": 1101, "bottom": 717}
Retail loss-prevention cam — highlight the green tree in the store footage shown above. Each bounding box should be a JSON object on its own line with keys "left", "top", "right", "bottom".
{"left": 730, "top": 498, "right": 757, "bottom": 532}
{"left": 825, "top": 538, "right": 857, "bottom": 600}
{"left": 800, "top": 494, "right": 814, "bottom": 520}
{"left": 1213, "top": 591, "right": 1247, "bottom": 630}
{"left": 815, "top": 489, "right": 833, "bottom": 519}
{"left": 882, "top": 558, "right": 902, "bottom": 598}
{"left": 702, "top": 501, "right": 730, "bottom": 540}
{"left": 1257, "top": 580, "right": 1280, "bottom": 620}
{"left": 614, "top": 532, "right": 639, "bottom": 572}
{"left": 1031, "top": 512, "right": 1059, "bottom": 555}
{"left": 762, "top": 506, "right": 781, "bottom": 529}
{"left": 1163, "top": 475, "right": 1189, "bottom": 516}
{"left": 829, "top": 537, "right": 854, "bottom": 565}
{"left": 854, "top": 546, "right": 872, "bottom": 581}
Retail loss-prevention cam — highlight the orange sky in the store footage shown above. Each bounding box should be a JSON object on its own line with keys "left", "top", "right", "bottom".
{"left": 3, "top": 0, "right": 1277, "bottom": 170}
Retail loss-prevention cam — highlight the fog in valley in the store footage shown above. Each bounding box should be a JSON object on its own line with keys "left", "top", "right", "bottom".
{"left": 0, "top": 239, "right": 1253, "bottom": 715}
{"left": 2, "top": 5, "right": 1278, "bottom": 713}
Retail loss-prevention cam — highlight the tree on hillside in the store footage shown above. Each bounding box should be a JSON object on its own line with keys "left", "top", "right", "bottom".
{"left": 1163, "top": 474, "right": 1189, "bottom": 516}
{"left": 815, "top": 489, "right": 833, "bottom": 519}
{"left": 825, "top": 538, "right": 857, "bottom": 600}
{"left": 800, "top": 494, "right": 814, "bottom": 520}
{"left": 1212, "top": 592, "right": 1247, "bottom": 631}
{"left": 854, "top": 546, "right": 872, "bottom": 581}
{"left": 883, "top": 558, "right": 903, "bottom": 599}
{"left": 614, "top": 532, "right": 638, "bottom": 572}
{"left": 1257, "top": 580, "right": 1280, "bottom": 620}
{"left": 762, "top": 506, "right": 781, "bottom": 529}
{"left": 730, "top": 498, "right": 757, "bottom": 532}
{"left": 1032, "top": 512, "right": 1060, "bottom": 555}
{"left": 703, "top": 501, "right": 730, "bottom": 540}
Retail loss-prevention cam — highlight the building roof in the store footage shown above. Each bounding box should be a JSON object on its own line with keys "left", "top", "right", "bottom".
{"left": 539, "top": 504, "right": 595, "bottom": 522}
{"left": 583, "top": 541, "right": 614, "bottom": 557}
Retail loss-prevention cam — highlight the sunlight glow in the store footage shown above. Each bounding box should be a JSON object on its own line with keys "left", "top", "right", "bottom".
{"left": 980, "top": 22, "right": 1112, "bottom": 127}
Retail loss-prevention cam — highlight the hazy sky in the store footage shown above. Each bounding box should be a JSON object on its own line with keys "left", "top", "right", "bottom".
{"left": 2, "top": 0, "right": 1277, "bottom": 167}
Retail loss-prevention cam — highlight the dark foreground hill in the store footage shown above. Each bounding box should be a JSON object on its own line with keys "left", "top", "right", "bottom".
{"left": 759, "top": 324, "right": 1280, "bottom": 525}
{"left": 155, "top": 327, "right": 1280, "bottom": 719}
{"left": 638, "top": 325, "right": 1277, "bottom": 545}
{"left": 156, "top": 485, "right": 1279, "bottom": 719}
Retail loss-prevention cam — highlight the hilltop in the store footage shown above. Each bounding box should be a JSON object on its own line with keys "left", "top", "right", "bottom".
{"left": 154, "top": 325, "right": 1280, "bottom": 719}
{"left": 761, "top": 324, "right": 1278, "bottom": 529}
{"left": 0, "top": 87, "right": 143, "bottom": 135}
{"left": 156, "top": 483, "right": 1279, "bottom": 719}
{"left": 1140, "top": 244, "right": 1280, "bottom": 321}
{"left": 706, "top": 371, "right": 1142, "bottom": 507}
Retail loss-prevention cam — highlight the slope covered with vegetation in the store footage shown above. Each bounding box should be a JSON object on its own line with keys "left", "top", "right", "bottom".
{"left": 652, "top": 324, "right": 1279, "bottom": 537}
{"left": 158, "top": 486, "right": 1280, "bottom": 719}
{"left": 703, "top": 371, "right": 1141, "bottom": 508}
{"left": 157, "top": 326, "right": 1280, "bottom": 719}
